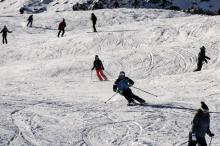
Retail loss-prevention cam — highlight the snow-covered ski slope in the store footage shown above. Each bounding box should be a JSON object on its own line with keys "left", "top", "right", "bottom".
{"left": 0, "top": 3, "right": 220, "bottom": 146}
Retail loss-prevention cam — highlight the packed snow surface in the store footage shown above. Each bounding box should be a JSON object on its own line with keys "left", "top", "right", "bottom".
{"left": 0, "top": 3, "right": 220, "bottom": 146}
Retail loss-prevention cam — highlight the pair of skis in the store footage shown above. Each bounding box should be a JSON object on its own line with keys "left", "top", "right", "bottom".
{"left": 104, "top": 86, "right": 158, "bottom": 104}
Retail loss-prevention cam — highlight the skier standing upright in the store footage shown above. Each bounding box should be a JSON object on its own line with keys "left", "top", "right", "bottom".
{"left": 57, "top": 18, "right": 66, "bottom": 37}
{"left": 113, "top": 71, "right": 145, "bottom": 106}
{"left": 194, "top": 46, "right": 210, "bottom": 72}
{"left": 114, "top": 0, "right": 119, "bottom": 8}
{"left": 133, "top": 0, "right": 138, "bottom": 8}
{"left": 188, "top": 102, "right": 214, "bottom": 146}
{"left": 91, "top": 13, "right": 97, "bottom": 32}
{"left": 27, "top": 15, "right": 33, "bottom": 27}
{"left": 0, "top": 25, "right": 12, "bottom": 44}
{"left": 91, "top": 55, "right": 108, "bottom": 81}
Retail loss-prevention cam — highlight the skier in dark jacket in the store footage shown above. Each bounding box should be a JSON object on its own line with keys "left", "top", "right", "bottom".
{"left": 91, "top": 13, "right": 97, "bottom": 32}
{"left": 113, "top": 71, "right": 145, "bottom": 106}
{"left": 19, "top": 7, "right": 24, "bottom": 14}
{"left": 114, "top": 0, "right": 119, "bottom": 8}
{"left": 0, "top": 25, "right": 12, "bottom": 44}
{"left": 188, "top": 102, "right": 214, "bottom": 146}
{"left": 91, "top": 55, "right": 108, "bottom": 81}
{"left": 194, "top": 46, "right": 210, "bottom": 72}
{"left": 27, "top": 15, "right": 33, "bottom": 27}
{"left": 57, "top": 18, "right": 66, "bottom": 37}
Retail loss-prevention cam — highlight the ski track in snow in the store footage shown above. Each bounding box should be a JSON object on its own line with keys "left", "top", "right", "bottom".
{"left": 0, "top": 5, "right": 220, "bottom": 146}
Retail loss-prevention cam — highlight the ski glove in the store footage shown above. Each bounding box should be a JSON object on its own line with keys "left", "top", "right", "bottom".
{"left": 192, "top": 133, "right": 196, "bottom": 141}
{"left": 209, "top": 133, "right": 215, "bottom": 137}
{"left": 116, "top": 89, "right": 123, "bottom": 94}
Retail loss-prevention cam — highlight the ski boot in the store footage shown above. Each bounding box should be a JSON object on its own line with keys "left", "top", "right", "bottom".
{"left": 127, "top": 101, "right": 138, "bottom": 106}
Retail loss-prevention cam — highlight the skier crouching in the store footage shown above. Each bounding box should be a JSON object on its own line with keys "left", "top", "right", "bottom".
{"left": 113, "top": 71, "right": 145, "bottom": 106}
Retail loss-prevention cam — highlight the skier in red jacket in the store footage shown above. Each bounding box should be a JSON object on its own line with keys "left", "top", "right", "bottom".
{"left": 57, "top": 19, "right": 66, "bottom": 37}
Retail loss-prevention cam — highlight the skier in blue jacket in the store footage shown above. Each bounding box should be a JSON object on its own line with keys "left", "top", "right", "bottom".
{"left": 113, "top": 71, "right": 145, "bottom": 106}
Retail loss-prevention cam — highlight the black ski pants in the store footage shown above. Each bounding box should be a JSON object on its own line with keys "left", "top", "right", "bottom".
{"left": 57, "top": 29, "right": 65, "bottom": 37}
{"left": 194, "top": 61, "right": 203, "bottom": 72}
{"left": 122, "top": 88, "right": 145, "bottom": 103}
{"left": 27, "top": 21, "right": 33, "bottom": 27}
{"left": 2, "top": 34, "right": 7, "bottom": 44}
{"left": 188, "top": 132, "right": 207, "bottom": 146}
{"left": 92, "top": 22, "right": 97, "bottom": 32}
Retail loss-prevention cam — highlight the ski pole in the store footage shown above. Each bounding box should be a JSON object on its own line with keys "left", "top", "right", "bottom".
{"left": 179, "top": 141, "right": 188, "bottom": 146}
{"left": 104, "top": 70, "right": 111, "bottom": 77}
{"left": 209, "top": 137, "right": 213, "bottom": 146}
{"left": 104, "top": 93, "right": 118, "bottom": 104}
{"left": 132, "top": 86, "right": 158, "bottom": 97}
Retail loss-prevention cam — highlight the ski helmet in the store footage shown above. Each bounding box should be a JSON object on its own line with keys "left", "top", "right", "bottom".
{"left": 201, "top": 101, "right": 209, "bottom": 113}
{"left": 119, "top": 71, "right": 125, "bottom": 76}
{"left": 200, "top": 46, "right": 206, "bottom": 50}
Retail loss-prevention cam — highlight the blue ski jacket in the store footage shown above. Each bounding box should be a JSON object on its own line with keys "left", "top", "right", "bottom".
{"left": 113, "top": 77, "right": 134, "bottom": 92}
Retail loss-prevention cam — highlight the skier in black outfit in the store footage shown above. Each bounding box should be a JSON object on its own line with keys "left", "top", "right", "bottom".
{"left": 114, "top": 0, "right": 119, "bottom": 8}
{"left": 113, "top": 71, "right": 145, "bottom": 106}
{"left": 27, "top": 15, "right": 33, "bottom": 27}
{"left": 91, "top": 55, "right": 108, "bottom": 81}
{"left": 19, "top": 7, "right": 24, "bottom": 14}
{"left": 91, "top": 13, "right": 97, "bottom": 32}
{"left": 0, "top": 25, "right": 12, "bottom": 44}
{"left": 133, "top": 0, "right": 138, "bottom": 8}
{"left": 194, "top": 46, "right": 210, "bottom": 72}
{"left": 57, "top": 19, "right": 66, "bottom": 37}
{"left": 188, "top": 102, "right": 214, "bottom": 146}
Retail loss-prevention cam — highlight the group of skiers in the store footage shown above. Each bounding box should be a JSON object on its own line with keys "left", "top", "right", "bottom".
{"left": 1, "top": 13, "right": 210, "bottom": 71}
{"left": 1, "top": 12, "right": 97, "bottom": 43}
{"left": 93, "top": 54, "right": 215, "bottom": 146}
{"left": 0, "top": 10, "right": 216, "bottom": 145}
{"left": 91, "top": 55, "right": 145, "bottom": 106}
{"left": 91, "top": 55, "right": 146, "bottom": 106}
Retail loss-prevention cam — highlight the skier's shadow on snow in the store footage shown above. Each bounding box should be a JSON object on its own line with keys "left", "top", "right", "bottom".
{"left": 32, "top": 26, "right": 57, "bottom": 31}
{"left": 142, "top": 103, "right": 195, "bottom": 111}
{"left": 0, "top": 15, "right": 15, "bottom": 18}
{"left": 101, "top": 29, "right": 137, "bottom": 33}
{"left": 141, "top": 103, "right": 220, "bottom": 114}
